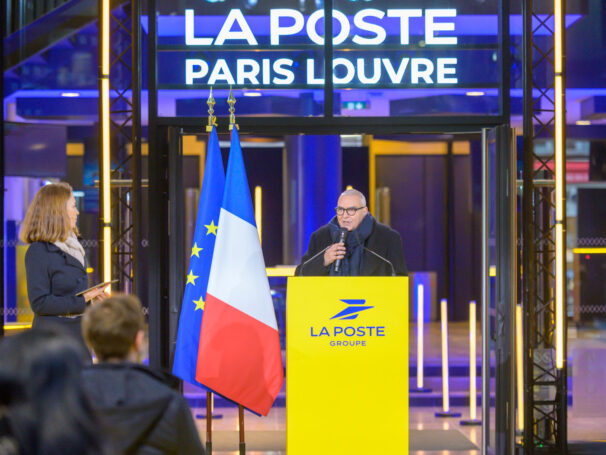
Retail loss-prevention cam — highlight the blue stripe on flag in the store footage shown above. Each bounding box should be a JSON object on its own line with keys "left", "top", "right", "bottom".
{"left": 221, "top": 128, "right": 256, "bottom": 227}
{"left": 196, "top": 123, "right": 283, "bottom": 416}
{"left": 173, "top": 126, "right": 225, "bottom": 386}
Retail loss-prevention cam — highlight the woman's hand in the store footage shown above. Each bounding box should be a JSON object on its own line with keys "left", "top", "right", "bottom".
{"left": 83, "top": 286, "right": 109, "bottom": 304}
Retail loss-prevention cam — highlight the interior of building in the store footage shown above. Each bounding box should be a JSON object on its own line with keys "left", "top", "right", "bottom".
{"left": 3, "top": 0, "right": 606, "bottom": 453}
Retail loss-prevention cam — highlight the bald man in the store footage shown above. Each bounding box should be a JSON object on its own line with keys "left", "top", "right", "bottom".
{"left": 295, "top": 189, "right": 407, "bottom": 276}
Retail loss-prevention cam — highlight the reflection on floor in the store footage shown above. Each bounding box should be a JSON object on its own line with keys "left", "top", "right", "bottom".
{"left": 185, "top": 322, "right": 606, "bottom": 453}
{"left": 191, "top": 406, "right": 483, "bottom": 454}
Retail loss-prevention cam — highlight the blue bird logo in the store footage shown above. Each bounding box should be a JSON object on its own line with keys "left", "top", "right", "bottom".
{"left": 330, "top": 299, "right": 374, "bottom": 320}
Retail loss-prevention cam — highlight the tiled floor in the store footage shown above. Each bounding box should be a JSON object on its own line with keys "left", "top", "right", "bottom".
{"left": 188, "top": 322, "right": 606, "bottom": 453}
{"left": 191, "top": 405, "right": 487, "bottom": 454}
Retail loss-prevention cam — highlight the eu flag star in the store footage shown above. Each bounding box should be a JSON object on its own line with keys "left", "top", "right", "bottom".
{"left": 191, "top": 243, "right": 203, "bottom": 258}
{"left": 193, "top": 296, "right": 205, "bottom": 311}
{"left": 205, "top": 220, "right": 218, "bottom": 236}
{"left": 186, "top": 270, "right": 198, "bottom": 286}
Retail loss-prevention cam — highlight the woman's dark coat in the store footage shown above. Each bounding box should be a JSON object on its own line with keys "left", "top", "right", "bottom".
{"left": 24, "top": 241, "right": 88, "bottom": 343}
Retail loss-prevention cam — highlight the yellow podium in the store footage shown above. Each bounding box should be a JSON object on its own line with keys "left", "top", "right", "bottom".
{"left": 286, "top": 277, "right": 409, "bottom": 454}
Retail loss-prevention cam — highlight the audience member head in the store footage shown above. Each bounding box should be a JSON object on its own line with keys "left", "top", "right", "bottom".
{"left": 0, "top": 329, "right": 102, "bottom": 455}
{"left": 82, "top": 294, "right": 145, "bottom": 363}
{"left": 19, "top": 182, "right": 79, "bottom": 244}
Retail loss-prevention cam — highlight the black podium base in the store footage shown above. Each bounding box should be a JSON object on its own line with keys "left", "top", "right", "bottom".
{"left": 460, "top": 419, "right": 482, "bottom": 426}
{"left": 435, "top": 411, "right": 462, "bottom": 418}
{"left": 409, "top": 387, "right": 433, "bottom": 393}
{"left": 195, "top": 413, "right": 224, "bottom": 420}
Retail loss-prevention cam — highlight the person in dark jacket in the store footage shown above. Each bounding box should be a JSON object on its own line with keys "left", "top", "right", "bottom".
{"left": 20, "top": 183, "right": 107, "bottom": 351}
{"left": 0, "top": 329, "right": 104, "bottom": 455}
{"left": 81, "top": 294, "right": 205, "bottom": 455}
{"left": 295, "top": 189, "right": 407, "bottom": 276}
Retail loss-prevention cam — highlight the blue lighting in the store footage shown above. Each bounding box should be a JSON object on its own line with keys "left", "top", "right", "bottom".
{"left": 412, "top": 273, "right": 432, "bottom": 323}
{"left": 141, "top": 14, "right": 582, "bottom": 37}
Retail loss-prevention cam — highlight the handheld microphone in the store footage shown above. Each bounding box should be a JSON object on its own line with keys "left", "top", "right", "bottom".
{"left": 334, "top": 228, "right": 349, "bottom": 273}
{"left": 363, "top": 246, "right": 396, "bottom": 276}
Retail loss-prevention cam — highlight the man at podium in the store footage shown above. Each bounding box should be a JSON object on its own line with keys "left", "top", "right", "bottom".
{"left": 295, "top": 189, "right": 407, "bottom": 276}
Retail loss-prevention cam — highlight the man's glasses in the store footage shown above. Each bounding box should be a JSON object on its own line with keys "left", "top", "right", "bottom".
{"left": 335, "top": 206, "right": 366, "bottom": 216}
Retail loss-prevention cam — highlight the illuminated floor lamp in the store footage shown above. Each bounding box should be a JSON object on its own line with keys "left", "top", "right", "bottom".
{"left": 411, "top": 283, "right": 432, "bottom": 393}
{"left": 435, "top": 298, "right": 461, "bottom": 418}
{"left": 99, "top": 0, "right": 112, "bottom": 292}
{"left": 461, "top": 300, "right": 481, "bottom": 425}
{"left": 516, "top": 303, "right": 524, "bottom": 436}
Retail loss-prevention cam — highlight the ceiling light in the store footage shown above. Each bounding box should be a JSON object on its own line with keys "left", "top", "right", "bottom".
{"left": 575, "top": 120, "right": 591, "bottom": 125}
{"left": 243, "top": 92, "right": 262, "bottom": 97}
{"left": 466, "top": 91, "right": 485, "bottom": 97}
{"left": 61, "top": 92, "right": 80, "bottom": 97}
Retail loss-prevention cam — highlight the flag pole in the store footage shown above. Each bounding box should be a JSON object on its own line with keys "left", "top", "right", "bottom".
{"left": 228, "top": 87, "right": 246, "bottom": 455}
{"left": 206, "top": 392, "right": 213, "bottom": 454}
{"left": 205, "top": 88, "right": 216, "bottom": 454}
{"left": 238, "top": 405, "right": 246, "bottom": 455}
{"left": 206, "top": 86, "right": 217, "bottom": 133}
{"left": 228, "top": 86, "right": 239, "bottom": 131}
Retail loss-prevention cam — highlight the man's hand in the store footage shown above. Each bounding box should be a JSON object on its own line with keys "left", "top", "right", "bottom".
{"left": 323, "top": 242, "right": 346, "bottom": 267}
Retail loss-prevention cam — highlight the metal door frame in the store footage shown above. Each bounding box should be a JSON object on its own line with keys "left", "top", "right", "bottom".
{"left": 148, "top": 122, "right": 517, "bottom": 455}
{"left": 481, "top": 125, "right": 517, "bottom": 455}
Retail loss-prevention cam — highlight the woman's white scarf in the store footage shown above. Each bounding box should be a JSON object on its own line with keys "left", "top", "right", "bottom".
{"left": 54, "top": 232, "right": 86, "bottom": 267}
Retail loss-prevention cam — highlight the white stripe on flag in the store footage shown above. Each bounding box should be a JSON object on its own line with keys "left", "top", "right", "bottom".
{"left": 207, "top": 208, "right": 278, "bottom": 331}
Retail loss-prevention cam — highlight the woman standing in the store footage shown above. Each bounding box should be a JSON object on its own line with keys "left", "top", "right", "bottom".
{"left": 19, "top": 182, "right": 107, "bottom": 347}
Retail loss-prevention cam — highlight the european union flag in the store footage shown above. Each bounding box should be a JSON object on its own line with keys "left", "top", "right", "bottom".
{"left": 173, "top": 125, "right": 225, "bottom": 386}
{"left": 196, "top": 127, "right": 283, "bottom": 416}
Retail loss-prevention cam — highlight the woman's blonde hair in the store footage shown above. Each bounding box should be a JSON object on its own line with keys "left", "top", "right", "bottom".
{"left": 19, "top": 182, "right": 77, "bottom": 244}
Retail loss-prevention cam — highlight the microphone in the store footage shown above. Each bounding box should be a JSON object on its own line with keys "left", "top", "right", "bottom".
{"left": 297, "top": 245, "right": 331, "bottom": 276}
{"left": 363, "top": 246, "right": 396, "bottom": 277}
{"left": 334, "top": 228, "right": 349, "bottom": 273}
{"left": 350, "top": 229, "right": 396, "bottom": 277}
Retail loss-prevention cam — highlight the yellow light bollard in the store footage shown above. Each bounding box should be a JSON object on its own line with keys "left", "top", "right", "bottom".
{"left": 461, "top": 301, "right": 481, "bottom": 425}
{"left": 435, "top": 298, "right": 461, "bottom": 417}
{"left": 516, "top": 303, "right": 524, "bottom": 435}
{"left": 411, "top": 283, "right": 432, "bottom": 393}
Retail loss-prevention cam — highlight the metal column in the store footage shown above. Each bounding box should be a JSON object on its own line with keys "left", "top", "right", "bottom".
{"left": 97, "top": 0, "right": 143, "bottom": 296}
{"left": 522, "top": 0, "right": 568, "bottom": 452}
{"left": 481, "top": 129, "right": 490, "bottom": 455}
{"left": 0, "top": 0, "right": 5, "bottom": 338}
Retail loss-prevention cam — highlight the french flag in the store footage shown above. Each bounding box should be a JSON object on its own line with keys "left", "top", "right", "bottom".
{"left": 196, "top": 127, "right": 284, "bottom": 416}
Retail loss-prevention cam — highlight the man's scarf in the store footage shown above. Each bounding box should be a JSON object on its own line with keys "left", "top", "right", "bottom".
{"left": 328, "top": 214, "right": 374, "bottom": 276}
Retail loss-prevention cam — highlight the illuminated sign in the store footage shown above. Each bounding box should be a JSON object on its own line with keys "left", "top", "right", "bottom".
{"left": 180, "top": 8, "right": 460, "bottom": 87}
{"left": 343, "top": 101, "right": 369, "bottom": 110}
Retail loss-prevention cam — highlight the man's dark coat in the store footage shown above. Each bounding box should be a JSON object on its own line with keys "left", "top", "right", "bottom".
{"left": 295, "top": 219, "right": 407, "bottom": 276}
{"left": 82, "top": 363, "right": 205, "bottom": 455}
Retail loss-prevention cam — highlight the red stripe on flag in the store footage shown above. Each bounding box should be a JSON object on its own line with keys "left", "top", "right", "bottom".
{"left": 195, "top": 293, "right": 284, "bottom": 416}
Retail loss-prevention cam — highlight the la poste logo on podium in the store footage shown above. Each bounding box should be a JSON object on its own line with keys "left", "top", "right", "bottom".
{"left": 310, "top": 299, "right": 386, "bottom": 347}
